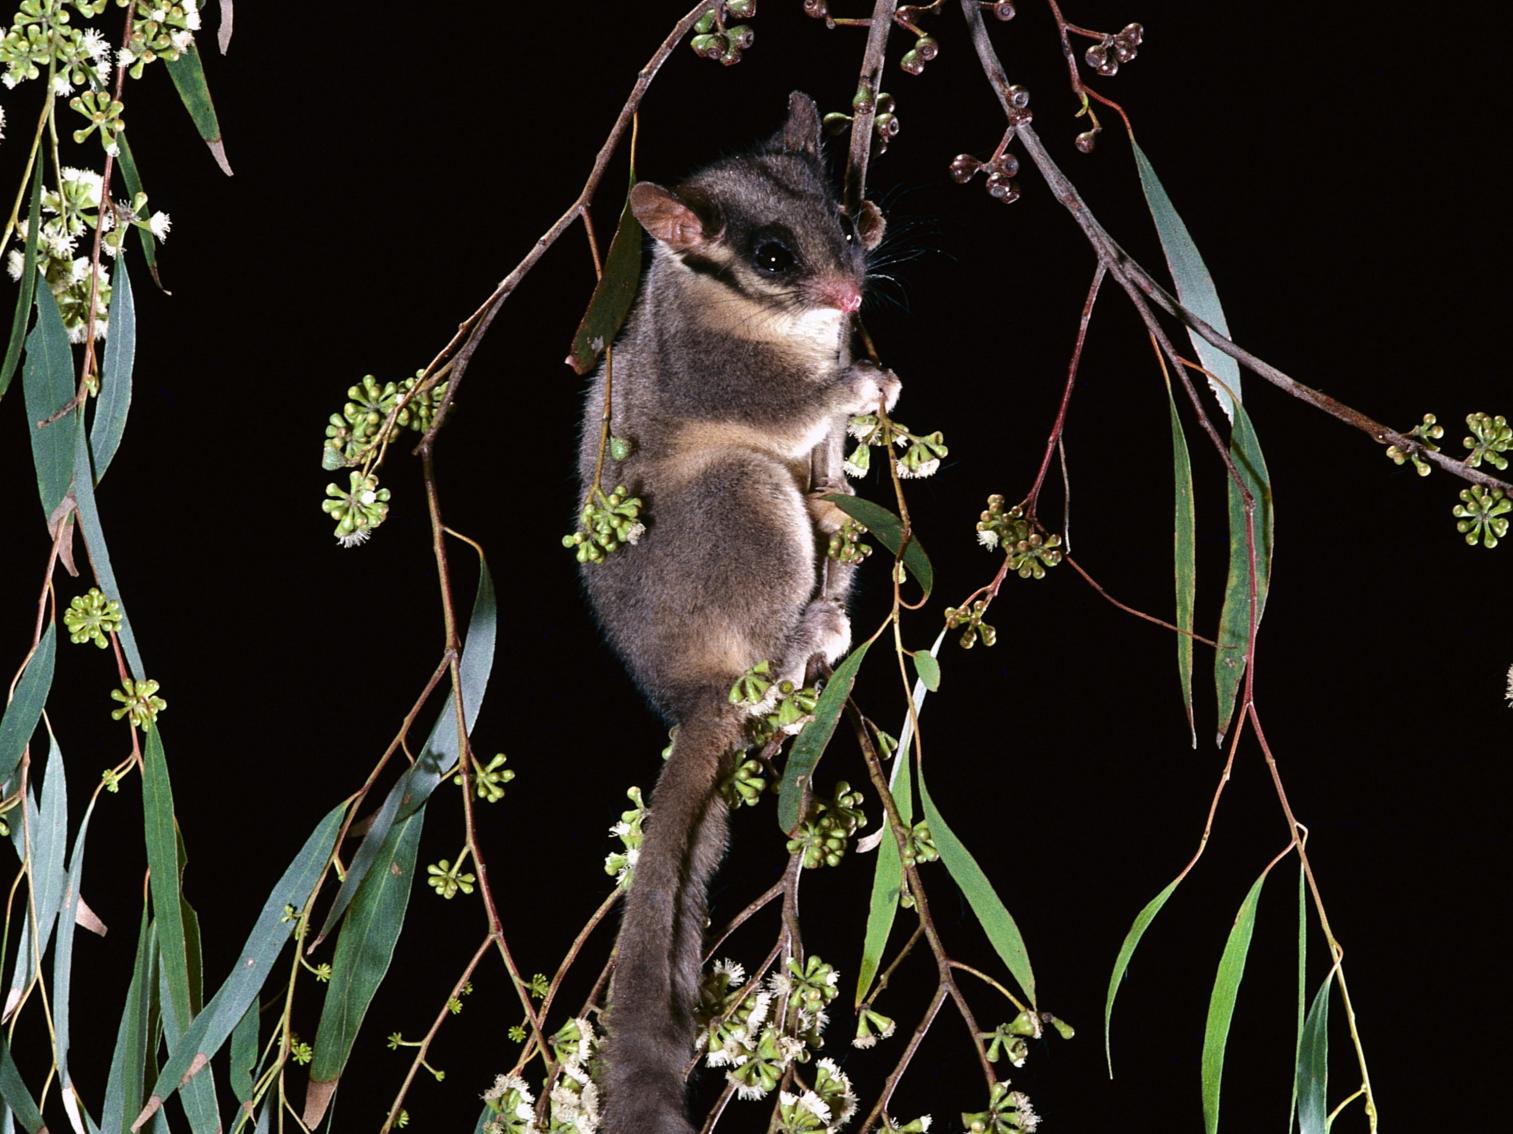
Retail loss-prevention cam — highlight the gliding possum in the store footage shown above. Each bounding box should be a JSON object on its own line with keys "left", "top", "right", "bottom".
{"left": 577, "top": 92, "right": 898, "bottom": 1134}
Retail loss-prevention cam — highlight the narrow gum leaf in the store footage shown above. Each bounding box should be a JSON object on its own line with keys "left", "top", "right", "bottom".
{"left": 777, "top": 641, "right": 870, "bottom": 834}
{"left": 229, "top": 999, "right": 259, "bottom": 1105}
{"left": 1201, "top": 863, "right": 1275, "bottom": 1134}
{"left": 1166, "top": 382, "right": 1197, "bottom": 746}
{"left": 1295, "top": 972, "right": 1333, "bottom": 1134}
{"left": 164, "top": 44, "right": 233, "bottom": 175}
{"left": 0, "top": 1033, "right": 45, "bottom": 1131}
{"left": 306, "top": 808, "right": 426, "bottom": 1124}
{"left": 115, "top": 134, "right": 163, "bottom": 287}
{"left": 93, "top": 253, "right": 136, "bottom": 482}
{"left": 1131, "top": 140, "right": 1240, "bottom": 423}
{"left": 918, "top": 763, "right": 1036, "bottom": 1006}
{"left": 0, "top": 621, "right": 56, "bottom": 789}
{"left": 0, "top": 151, "right": 45, "bottom": 398}
{"left": 1213, "top": 398, "right": 1273, "bottom": 741}
{"left": 824, "top": 494, "right": 933, "bottom": 598}
{"left": 6, "top": 730, "right": 70, "bottom": 1023}
{"left": 568, "top": 186, "right": 643, "bottom": 375}
{"left": 1290, "top": 859, "right": 1307, "bottom": 1128}
{"left": 101, "top": 909, "right": 156, "bottom": 1131}
{"left": 1104, "top": 872, "right": 1183, "bottom": 1076}
{"left": 21, "top": 286, "right": 77, "bottom": 520}
{"left": 314, "top": 558, "right": 496, "bottom": 944}
{"left": 54, "top": 788, "right": 99, "bottom": 1134}
{"left": 73, "top": 421, "right": 148, "bottom": 679}
{"left": 137, "top": 804, "right": 345, "bottom": 1124}
{"left": 856, "top": 627, "right": 943, "bottom": 1005}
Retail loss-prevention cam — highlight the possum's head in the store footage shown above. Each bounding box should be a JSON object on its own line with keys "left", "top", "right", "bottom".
{"left": 630, "top": 92, "right": 884, "bottom": 349}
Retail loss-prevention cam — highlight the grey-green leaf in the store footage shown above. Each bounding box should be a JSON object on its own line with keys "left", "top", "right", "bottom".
{"left": 164, "top": 44, "right": 232, "bottom": 175}
{"left": 229, "top": 999, "right": 259, "bottom": 1106}
{"left": 1167, "top": 383, "right": 1197, "bottom": 746}
{"left": 777, "top": 641, "right": 870, "bottom": 834}
{"left": 918, "top": 763, "right": 1036, "bottom": 1006}
{"left": 1201, "top": 865, "right": 1272, "bottom": 1134}
{"left": 114, "top": 135, "right": 161, "bottom": 286}
{"left": 1214, "top": 398, "right": 1273, "bottom": 742}
{"left": 912, "top": 651, "right": 940, "bottom": 692}
{"left": 1132, "top": 140, "right": 1240, "bottom": 423}
{"left": 73, "top": 421, "right": 147, "bottom": 679}
{"left": 136, "top": 803, "right": 344, "bottom": 1128}
{"left": 52, "top": 787, "right": 99, "bottom": 1114}
{"left": 825, "top": 494, "right": 933, "bottom": 598}
{"left": 0, "top": 152, "right": 45, "bottom": 398}
{"left": 306, "top": 808, "right": 425, "bottom": 1126}
{"left": 93, "top": 253, "right": 136, "bottom": 482}
{"left": 1295, "top": 972, "right": 1333, "bottom": 1134}
{"left": 21, "top": 286, "right": 77, "bottom": 520}
{"left": 0, "top": 621, "right": 55, "bottom": 789}
{"left": 0, "top": 1035, "right": 43, "bottom": 1132}
{"left": 101, "top": 909, "right": 157, "bottom": 1133}
{"left": 5, "top": 729, "right": 68, "bottom": 1021}
{"left": 313, "top": 558, "right": 496, "bottom": 944}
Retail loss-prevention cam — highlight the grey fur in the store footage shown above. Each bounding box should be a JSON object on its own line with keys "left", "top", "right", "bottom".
{"left": 578, "top": 93, "right": 899, "bottom": 1134}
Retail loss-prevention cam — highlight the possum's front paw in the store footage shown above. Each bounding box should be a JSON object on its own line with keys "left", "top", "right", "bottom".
{"left": 841, "top": 360, "right": 902, "bottom": 415}
{"left": 807, "top": 481, "right": 853, "bottom": 535}
{"left": 798, "top": 598, "right": 852, "bottom": 666}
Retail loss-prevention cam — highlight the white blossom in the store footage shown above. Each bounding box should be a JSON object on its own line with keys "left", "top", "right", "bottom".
{"left": 624, "top": 521, "right": 645, "bottom": 545}
{"left": 184, "top": 0, "right": 202, "bottom": 30}
{"left": 81, "top": 28, "right": 111, "bottom": 61}
{"left": 977, "top": 528, "right": 999, "bottom": 550}
{"left": 730, "top": 1075, "right": 768, "bottom": 1101}
{"left": 1505, "top": 662, "right": 1512, "bottom": 705}
{"left": 6, "top": 250, "right": 24, "bottom": 281}
{"left": 896, "top": 458, "right": 939, "bottom": 479}
{"left": 149, "top": 211, "right": 172, "bottom": 240}
{"left": 52, "top": 74, "right": 74, "bottom": 97}
{"left": 842, "top": 457, "right": 868, "bottom": 479}
{"left": 712, "top": 958, "right": 746, "bottom": 986}
{"left": 797, "top": 1090, "right": 832, "bottom": 1124}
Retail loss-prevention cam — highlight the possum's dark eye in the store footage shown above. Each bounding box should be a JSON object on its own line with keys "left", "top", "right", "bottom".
{"left": 838, "top": 214, "right": 857, "bottom": 244}
{"left": 752, "top": 239, "right": 797, "bottom": 275}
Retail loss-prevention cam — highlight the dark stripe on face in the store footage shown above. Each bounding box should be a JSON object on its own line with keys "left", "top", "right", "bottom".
{"left": 679, "top": 249, "right": 759, "bottom": 301}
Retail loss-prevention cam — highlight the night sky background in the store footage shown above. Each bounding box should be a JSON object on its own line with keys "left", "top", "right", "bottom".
{"left": 0, "top": 2, "right": 1507, "bottom": 1131}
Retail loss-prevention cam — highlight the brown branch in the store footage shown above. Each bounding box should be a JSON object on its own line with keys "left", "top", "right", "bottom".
{"left": 859, "top": 982, "right": 946, "bottom": 1133}
{"left": 1063, "top": 555, "right": 1219, "bottom": 648}
{"left": 1025, "top": 262, "right": 1103, "bottom": 515}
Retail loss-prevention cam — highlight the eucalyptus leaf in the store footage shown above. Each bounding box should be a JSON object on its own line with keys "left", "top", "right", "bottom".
{"left": 1201, "top": 865, "right": 1273, "bottom": 1134}
{"left": 0, "top": 153, "right": 45, "bottom": 398}
{"left": 101, "top": 910, "right": 156, "bottom": 1133}
{"left": 918, "top": 763, "right": 1036, "bottom": 1006}
{"left": 21, "top": 286, "right": 77, "bottom": 520}
{"left": 5, "top": 732, "right": 69, "bottom": 1022}
{"left": 1214, "top": 399, "right": 1273, "bottom": 743}
{"left": 568, "top": 177, "right": 643, "bottom": 375}
{"left": 164, "top": 44, "right": 232, "bottom": 175}
{"left": 93, "top": 253, "right": 136, "bottom": 482}
{"left": 912, "top": 651, "right": 940, "bottom": 692}
{"left": 1166, "top": 382, "right": 1197, "bottom": 746}
{"left": 1105, "top": 872, "right": 1183, "bottom": 1076}
{"left": 776, "top": 641, "right": 870, "bottom": 834}
{"left": 1295, "top": 972, "right": 1333, "bottom": 1134}
{"left": 0, "top": 622, "right": 55, "bottom": 789}
{"left": 114, "top": 135, "right": 161, "bottom": 285}
{"left": 73, "top": 422, "right": 147, "bottom": 679}
{"left": 53, "top": 789, "right": 99, "bottom": 1133}
{"left": 0, "top": 1037, "right": 42, "bottom": 1132}
{"left": 824, "top": 494, "right": 933, "bottom": 598}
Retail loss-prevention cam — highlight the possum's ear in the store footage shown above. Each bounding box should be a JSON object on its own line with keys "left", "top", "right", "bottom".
{"left": 775, "top": 91, "right": 822, "bottom": 158}
{"left": 856, "top": 199, "right": 885, "bottom": 251}
{"left": 630, "top": 182, "right": 722, "bottom": 251}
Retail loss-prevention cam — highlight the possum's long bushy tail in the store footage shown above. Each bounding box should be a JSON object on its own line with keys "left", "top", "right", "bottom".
{"left": 601, "top": 710, "right": 741, "bottom": 1134}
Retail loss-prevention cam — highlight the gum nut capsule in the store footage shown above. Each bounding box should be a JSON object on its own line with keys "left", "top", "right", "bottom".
{"left": 726, "top": 0, "right": 756, "bottom": 17}
{"left": 1007, "top": 83, "right": 1030, "bottom": 109}
{"left": 900, "top": 49, "right": 924, "bottom": 75}
{"left": 1084, "top": 43, "right": 1107, "bottom": 69}
{"left": 804, "top": 0, "right": 828, "bottom": 18}
{"left": 727, "top": 24, "right": 754, "bottom": 49}
{"left": 993, "top": 1, "right": 1016, "bottom": 19}
{"left": 1122, "top": 22, "right": 1144, "bottom": 45}
{"left": 993, "top": 153, "right": 1020, "bottom": 177}
{"left": 949, "top": 154, "right": 981, "bottom": 182}
{"left": 1113, "top": 39, "right": 1135, "bottom": 63}
{"left": 916, "top": 35, "right": 939, "bottom": 61}
{"left": 1075, "top": 129, "right": 1097, "bottom": 153}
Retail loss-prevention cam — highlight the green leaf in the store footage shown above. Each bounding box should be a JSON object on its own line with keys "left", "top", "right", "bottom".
{"left": 824, "top": 495, "right": 933, "bottom": 598}
{"left": 313, "top": 558, "right": 496, "bottom": 944}
{"left": 567, "top": 183, "right": 643, "bottom": 375}
{"left": 21, "top": 285, "right": 77, "bottom": 520}
{"left": 0, "top": 151, "right": 45, "bottom": 398}
{"left": 857, "top": 628, "right": 945, "bottom": 1005}
{"left": 114, "top": 134, "right": 161, "bottom": 285}
{"left": 777, "top": 641, "right": 870, "bottom": 834}
{"left": 912, "top": 651, "right": 940, "bottom": 692}
{"left": 0, "top": 621, "right": 55, "bottom": 789}
{"left": 1295, "top": 972, "right": 1333, "bottom": 1134}
{"left": 918, "top": 763, "right": 1036, "bottom": 1006}
{"left": 141, "top": 729, "right": 221, "bottom": 1134}
{"left": 163, "top": 44, "right": 232, "bottom": 176}
{"left": 306, "top": 809, "right": 425, "bottom": 1125}
{"left": 73, "top": 420, "right": 147, "bottom": 679}
{"left": 1202, "top": 864, "right": 1274, "bottom": 1134}
{"left": 101, "top": 909, "right": 157, "bottom": 1134}
{"left": 228, "top": 999, "right": 259, "bottom": 1107}
{"left": 1131, "top": 140, "right": 1240, "bottom": 423}
{"left": 1214, "top": 398, "right": 1272, "bottom": 742}
{"left": 136, "top": 804, "right": 345, "bottom": 1128}
{"left": 1291, "top": 860, "right": 1306, "bottom": 1131}
{"left": 93, "top": 253, "right": 136, "bottom": 482}
{"left": 52, "top": 786, "right": 100, "bottom": 1116}
{"left": 1105, "top": 872, "right": 1183, "bottom": 1076}
{"left": 0, "top": 1034, "right": 44, "bottom": 1132}
{"left": 5, "top": 729, "right": 68, "bottom": 1021}
{"left": 1166, "top": 381, "right": 1197, "bottom": 746}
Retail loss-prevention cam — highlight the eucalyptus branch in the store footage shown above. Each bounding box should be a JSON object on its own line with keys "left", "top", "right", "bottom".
{"left": 1025, "top": 263, "right": 1103, "bottom": 515}
{"left": 860, "top": 982, "right": 946, "bottom": 1133}
{"left": 1062, "top": 555, "right": 1219, "bottom": 647}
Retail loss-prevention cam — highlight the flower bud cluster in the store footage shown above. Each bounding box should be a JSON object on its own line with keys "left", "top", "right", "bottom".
{"left": 1385, "top": 412, "right": 1443, "bottom": 477}
{"left": 1463, "top": 412, "right": 1511, "bottom": 471}
{"left": 788, "top": 781, "right": 865, "bottom": 869}
{"left": 690, "top": 2, "right": 756, "bottom": 67}
{"left": 322, "top": 372, "right": 448, "bottom": 472}
{"left": 322, "top": 472, "right": 391, "bottom": 548}
{"left": 975, "top": 495, "right": 1062, "bottom": 579}
{"left": 603, "top": 786, "right": 646, "bottom": 890}
{"left": 949, "top": 150, "right": 1022, "bottom": 205}
{"left": 962, "top": 1081, "right": 1040, "bottom": 1133}
{"left": 63, "top": 586, "right": 121, "bottom": 648}
{"left": 563, "top": 484, "right": 646, "bottom": 564}
{"left": 828, "top": 518, "right": 873, "bottom": 565}
{"left": 846, "top": 412, "right": 948, "bottom": 480}
{"left": 1083, "top": 22, "right": 1143, "bottom": 77}
{"left": 1453, "top": 485, "right": 1509, "bottom": 549}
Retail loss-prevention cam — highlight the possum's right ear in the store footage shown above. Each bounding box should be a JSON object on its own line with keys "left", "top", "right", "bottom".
{"left": 630, "top": 182, "right": 722, "bottom": 251}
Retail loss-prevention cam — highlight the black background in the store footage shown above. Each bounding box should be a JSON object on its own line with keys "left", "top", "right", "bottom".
{"left": 1, "top": 2, "right": 1507, "bottom": 1131}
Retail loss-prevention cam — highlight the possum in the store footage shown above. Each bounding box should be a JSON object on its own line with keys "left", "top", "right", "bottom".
{"left": 577, "top": 91, "right": 898, "bottom": 1134}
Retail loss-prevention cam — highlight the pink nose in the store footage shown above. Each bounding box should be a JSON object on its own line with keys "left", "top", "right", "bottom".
{"left": 819, "top": 281, "right": 862, "bottom": 312}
